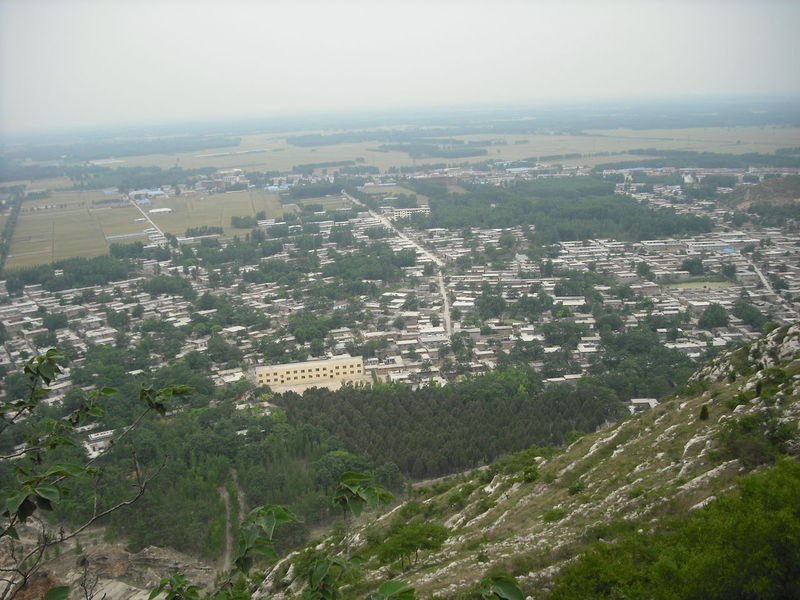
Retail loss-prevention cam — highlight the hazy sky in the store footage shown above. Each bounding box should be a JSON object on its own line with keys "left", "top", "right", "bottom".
{"left": 1, "top": 0, "right": 799, "bottom": 133}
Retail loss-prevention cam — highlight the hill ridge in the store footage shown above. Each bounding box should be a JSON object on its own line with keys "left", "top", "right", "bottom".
{"left": 257, "top": 323, "right": 800, "bottom": 598}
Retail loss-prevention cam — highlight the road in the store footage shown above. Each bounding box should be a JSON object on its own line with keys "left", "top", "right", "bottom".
{"left": 342, "top": 190, "right": 451, "bottom": 334}
{"left": 128, "top": 198, "right": 165, "bottom": 237}
{"left": 745, "top": 256, "right": 774, "bottom": 294}
{"left": 438, "top": 270, "right": 452, "bottom": 336}
{"left": 745, "top": 255, "right": 798, "bottom": 318}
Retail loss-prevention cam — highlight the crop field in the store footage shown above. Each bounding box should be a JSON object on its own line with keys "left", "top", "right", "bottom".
{"left": 117, "top": 133, "right": 414, "bottom": 173}
{"left": 5, "top": 189, "right": 285, "bottom": 268}
{"left": 664, "top": 280, "right": 737, "bottom": 290}
{"left": 5, "top": 190, "right": 144, "bottom": 269}
{"left": 445, "top": 183, "right": 469, "bottom": 194}
{"left": 291, "top": 195, "right": 353, "bottom": 211}
{"left": 0, "top": 176, "right": 74, "bottom": 192}
{"left": 143, "top": 190, "right": 284, "bottom": 236}
{"left": 7, "top": 124, "right": 797, "bottom": 268}
{"left": 585, "top": 126, "right": 800, "bottom": 156}
{"left": 99, "top": 126, "right": 800, "bottom": 175}
{"left": 362, "top": 185, "right": 429, "bottom": 206}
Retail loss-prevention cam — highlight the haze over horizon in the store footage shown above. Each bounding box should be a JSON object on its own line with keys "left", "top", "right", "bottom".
{"left": 1, "top": 0, "right": 799, "bottom": 134}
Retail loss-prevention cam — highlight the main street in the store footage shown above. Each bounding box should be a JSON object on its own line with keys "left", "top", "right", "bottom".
{"left": 342, "top": 190, "right": 452, "bottom": 335}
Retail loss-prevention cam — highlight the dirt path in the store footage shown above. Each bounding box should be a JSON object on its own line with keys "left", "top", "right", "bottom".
{"left": 217, "top": 485, "right": 233, "bottom": 570}
{"left": 218, "top": 470, "right": 246, "bottom": 571}
{"left": 232, "top": 470, "right": 247, "bottom": 523}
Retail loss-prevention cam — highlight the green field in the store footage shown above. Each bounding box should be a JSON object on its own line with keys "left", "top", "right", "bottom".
{"left": 145, "top": 190, "right": 284, "bottom": 235}
{"left": 290, "top": 195, "right": 353, "bottom": 211}
{"left": 85, "top": 126, "right": 800, "bottom": 174}
{"left": 5, "top": 189, "right": 285, "bottom": 268}
{"left": 362, "top": 185, "right": 429, "bottom": 206}
{"left": 664, "top": 280, "right": 737, "bottom": 290}
{"left": 6, "top": 190, "right": 139, "bottom": 268}
{"left": 6, "top": 124, "right": 799, "bottom": 268}
{"left": 445, "top": 183, "right": 469, "bottom": 194}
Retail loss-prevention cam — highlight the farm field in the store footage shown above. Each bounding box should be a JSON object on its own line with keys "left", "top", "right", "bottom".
{"left": 5, "top": 190, "right": 145, "bottom": 269}
{"left": 362, "top": 185, "right": 429, "bottom": 206}
{"left": 143, "top": 190, "right": 284, "bottom": 236}
{"left": 78, "top": 126, "right": 800, "bottom": 175}
{"left": 5, "top": 189, "right": 286, "bottom": 268}
{"left": 5, "top": 124, "right": 797, "bottom": 269}
{"left": 584, "top": 126, "right": 800, "bottom": 156}
{"left": 0, "top": 176, "right": 74, "bottom": 192}
{"left": 290, "top": 195, "right": 353, "bottom": 211}
{"left": 117, "top": 134, "right": 413, "bottom": 173}
{"left": 664, "top": 280, "right": 736, "bottom": 290}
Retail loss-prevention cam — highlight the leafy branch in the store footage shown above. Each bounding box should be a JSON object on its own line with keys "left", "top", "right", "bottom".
{"left": 0, "top": 351, "right": 190, "bottom": 600}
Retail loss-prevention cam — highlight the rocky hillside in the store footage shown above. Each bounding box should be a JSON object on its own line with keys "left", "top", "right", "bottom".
{"left": 23, "top": 527, "right": 216, "bottom": 600}
{"left": 724, "top": 174, "right": 800, "bottom": 209}
{"left": 257, "top": 324, "right": 800, "bottom": 599}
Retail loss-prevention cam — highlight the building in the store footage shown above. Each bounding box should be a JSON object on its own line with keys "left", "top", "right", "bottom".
{"left": 381, "top": 205, "right": 431, "bottom": 221}
{"left": 248, "top": 354, "right": 364, "bottom": 388}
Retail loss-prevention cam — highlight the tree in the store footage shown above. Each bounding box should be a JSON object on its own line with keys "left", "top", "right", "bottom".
{"left": 698, "top": 303, "right": 729, "bottom": 329}
{"left": 377, "top": 522, "right": 448, "bottom": 569}
{"left": 0, "top": 350, "right": 191, "bottom": 600}
{"left": 721, "top": 262, "right": 737, "bottom": 281}
{"left": 3, "top": 354, "right": 411, "bottom": 600}
{"left": 680, "top": 257, "right": 704, "bottom": 276}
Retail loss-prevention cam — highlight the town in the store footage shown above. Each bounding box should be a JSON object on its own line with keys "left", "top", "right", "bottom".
{"left": 1, "top": 159, "right": 799, "bottom": 457}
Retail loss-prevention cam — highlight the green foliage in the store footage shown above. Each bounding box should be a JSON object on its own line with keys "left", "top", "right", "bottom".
{"left": 586, "top": 327, "right": 690, "bottom": 403}
{"left": 142, "top": 275, "right": 197, "bottom": 300}
{"left": 548, "top": 460, "right": 800, "bottom": 600}
{"left": 718, "top": 411, "right": 796, "bottom": 468}
{"left": 698, "top": 303, "right": 729, "bottom": 329}
{"left": 413, "top": 179, "right": 711, "bottom": 242}
{"left": 732, "top": 297, "right": 767, "bottom": 330}
{"left": 595, "top": 148, "right": 800, "bottom": 170}
{"left": 477, "top": 573, "right": 524, "bottom": 600}
{"left": 321, "top": 244, "right": 416, "bottom": 283}
{"left": 366, "top": 580, "right": 417, "bottom": 600}
{"left": 1, "top": 350, "right": 191, "bottom": 600}
{"left": 543, "top": 508, "right": 567, "bottom": 523}
{"left": 276, "top": 368, "right": 627, "bottom": 478}
{"left": 301, "top": 555, "right": 357, "bottom": 600}
{"left": 680, "top": 257, "right": 705, "bottom": 275}
{"left": 377, "top": 522, "right": 449, "bottom": 568}
{"left": 568, "top": 480, "right": 587, "bottom": 496}
{"left": 186, "top": 225, "right": 223, "bottom": 237}
{"left": 332, "top": 472, "right": 393, "bottom": 520}
{"left": 148, "top": 574, "right": 201, "bottom": 600}
{"left": 42, "top": 587, "right": 70, "bottom": 600}
{"left": 4, "top": 255, "right": 130, "bottom": 295}
{"left": 234, "top": 505, "right": 299, "bottom": 573}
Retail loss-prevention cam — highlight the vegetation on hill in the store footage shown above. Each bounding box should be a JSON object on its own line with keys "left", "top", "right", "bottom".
{"left": 549, "top": 459, "right": 800, "bottom": 600}
{"left": 259, "top": 324, "right": 800, "bottom": 599}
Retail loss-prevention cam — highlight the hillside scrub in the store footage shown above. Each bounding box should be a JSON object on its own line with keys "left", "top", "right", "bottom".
{"left": 548, "top": 459, "right": 800, "bottom": 600}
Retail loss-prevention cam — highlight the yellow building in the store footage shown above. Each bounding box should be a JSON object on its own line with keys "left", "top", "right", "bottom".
{"left": 249, "top": 354, "right": 364, "bottom": 389}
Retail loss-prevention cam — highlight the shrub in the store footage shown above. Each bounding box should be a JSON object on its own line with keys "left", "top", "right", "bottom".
{"left": 543, "top": 508, "right": 567, "bottom": 523}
